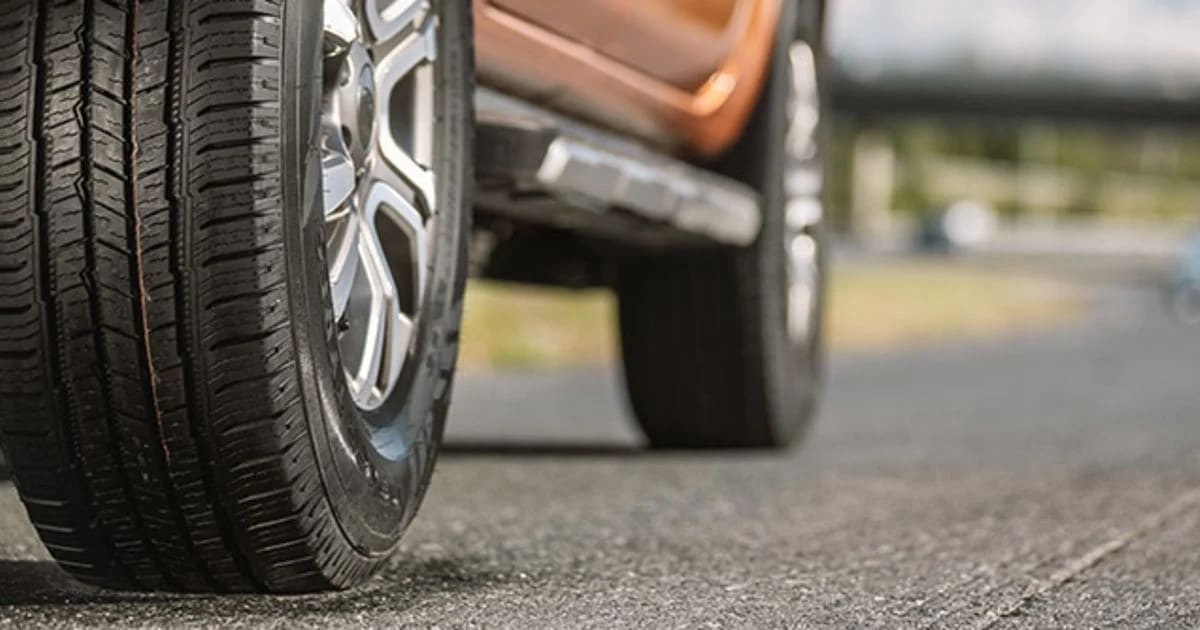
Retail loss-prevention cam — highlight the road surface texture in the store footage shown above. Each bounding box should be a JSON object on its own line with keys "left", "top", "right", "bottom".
{"left": 1, "top": 288, "right": 1198, "bottom": 628}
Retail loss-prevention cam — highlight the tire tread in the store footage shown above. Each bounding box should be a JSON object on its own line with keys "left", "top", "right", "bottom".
{"left": 0, "top": 0, "right": 380, "bottom": 592}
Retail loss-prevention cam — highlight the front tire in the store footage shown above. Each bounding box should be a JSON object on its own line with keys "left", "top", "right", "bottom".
{"left": 0, "top": 0, "right": 471, "bottom": 592}
{"left": 617, "top": 0, "right": 827, "bottom": 449}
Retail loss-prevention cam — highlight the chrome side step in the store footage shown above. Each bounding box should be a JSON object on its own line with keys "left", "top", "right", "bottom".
{"left": 473, "top": 88, "right": 762, "bottom": 247}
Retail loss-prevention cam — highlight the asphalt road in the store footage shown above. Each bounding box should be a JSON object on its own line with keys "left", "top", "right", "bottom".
{"left": 1, "top": 289, "right": 1198, "bottom": 628}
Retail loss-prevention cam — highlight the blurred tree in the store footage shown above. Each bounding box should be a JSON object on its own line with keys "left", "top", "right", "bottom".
{"left": 828, "top": 116, "right": 1200, "bottom": 231}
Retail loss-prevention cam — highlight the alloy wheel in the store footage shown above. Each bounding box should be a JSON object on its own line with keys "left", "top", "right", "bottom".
{"left": 322, "top": 0, "right": 439, "bottom": 412}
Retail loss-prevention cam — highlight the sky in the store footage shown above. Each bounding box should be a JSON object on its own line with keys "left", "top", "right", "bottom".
{"left": 828, "top": 0, "right": 1200, "bottom": 100}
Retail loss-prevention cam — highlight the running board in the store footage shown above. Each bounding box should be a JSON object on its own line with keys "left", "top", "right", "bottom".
{"left": 473, "top": 88, "right": 762, "bottom": 247}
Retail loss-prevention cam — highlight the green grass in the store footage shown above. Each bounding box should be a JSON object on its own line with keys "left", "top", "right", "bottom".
{"left": 459, "top": 262, "right": 1081, "bottom": 371}
{"left": 459, "top": 283, "right": 614, "bottom": 371}
{"left": 828, "top": 262, "right": 1080, "bottom": 352}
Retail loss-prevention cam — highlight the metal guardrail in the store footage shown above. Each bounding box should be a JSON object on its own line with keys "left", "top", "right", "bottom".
{"left": 829, "top": 77, "right": 1200, "bottom": 125}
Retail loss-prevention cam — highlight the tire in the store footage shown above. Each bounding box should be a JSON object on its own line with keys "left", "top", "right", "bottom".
{"left": 616, "top": 0, "right": 826, "bottom": 449}
{"left": 0, "top": 0, "right": 472, "bottom": 593}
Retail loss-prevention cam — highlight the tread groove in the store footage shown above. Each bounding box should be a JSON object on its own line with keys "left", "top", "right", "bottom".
{"left": 78, "top": 0, "right": 181, "bottom": 589}
{"left": 28, "top": 0, "right": 138, "bottom": 589}
{"left": 166, "top": 0, "right": 266, "bottom": 591}
{"left": 126, "top": 0, "right": 224, "bottom": 592}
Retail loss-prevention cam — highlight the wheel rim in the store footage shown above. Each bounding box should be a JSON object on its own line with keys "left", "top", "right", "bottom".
{"left": 784, "top": 41, "right": 824, "bottom": 345}
{"left": 322, "top": 0, "right": 439, "bottom": 413}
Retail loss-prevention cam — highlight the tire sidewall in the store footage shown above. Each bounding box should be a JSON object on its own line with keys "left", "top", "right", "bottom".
{"left": 282, "top": 0, "right": 471, "bottom": 556}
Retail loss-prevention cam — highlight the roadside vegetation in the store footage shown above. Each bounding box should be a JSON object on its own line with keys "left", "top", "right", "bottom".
{"left": 828, "top": 119, "right": 1200, "bottom": 224}
{"left": 459, "top": 262, "right": 1081, "bottom": 370}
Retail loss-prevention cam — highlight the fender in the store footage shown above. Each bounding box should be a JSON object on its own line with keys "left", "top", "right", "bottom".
{"left": 473, "top": 0, "right": 786, "bottom": 157}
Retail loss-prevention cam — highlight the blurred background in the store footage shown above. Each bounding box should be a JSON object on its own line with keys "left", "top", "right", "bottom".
{"left": 2, "top": 2, "right": 1198, "bottom": 624}
{"left": 456, "top": 0, "right": 1200, "bottom": 378}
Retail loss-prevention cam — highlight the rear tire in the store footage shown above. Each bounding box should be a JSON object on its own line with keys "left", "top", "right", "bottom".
{"left": 617, "top": 0, "right": 826, "bottom": 449}
{"left": 0, "top": 0, "right": 472, "bottom": 592}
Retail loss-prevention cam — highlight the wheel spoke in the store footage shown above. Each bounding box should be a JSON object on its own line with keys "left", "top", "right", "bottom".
{"left": 383, "top": 308, "right": 415, "bottom": 395}
{"left": 374, "top": 19, "right": 438, "bottom": 210}
{"left": 363, "top": 180, "right": 429, "bottom": 310}
{"left": 373, "top": 17, "right": 437, "bottom": 95}
{"left": 381, "top": 191, "right": 429, "bottom": 302}
{"left": 379, "top": 139, "right": 437, "bottom": 213}
{"left": 323, "top": 0, "right": 359, "bottom": 57}
{"left": 327, "top": 215, "right": 362, "bottom": 320}
{"left": 351, "top": 217, "right": 399, "bottom": 406}
{"left": 355, "top": 291, "right": 388, "bottom": 405}
{"left": 364, "top": 0, "right": 431, "bottom": 55}
{"left": 322, "top": 146, "right": 356, "bottom": 222}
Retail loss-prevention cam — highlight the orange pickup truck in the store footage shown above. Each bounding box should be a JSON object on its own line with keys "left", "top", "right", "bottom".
{"left": 0, "top": 0, "right": 826, "bottom": 592}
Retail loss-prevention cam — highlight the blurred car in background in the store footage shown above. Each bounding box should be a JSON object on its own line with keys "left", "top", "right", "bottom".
{"left": 1167, "top": 229, "right": 1200, "bottom": 325}
{"left": 916, "top": 200, "right": 999, "bottom": 253}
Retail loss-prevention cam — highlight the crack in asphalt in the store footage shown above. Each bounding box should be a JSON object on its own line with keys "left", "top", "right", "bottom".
{"left": 975, "top": 487, "right": 1200, "bottom": 629}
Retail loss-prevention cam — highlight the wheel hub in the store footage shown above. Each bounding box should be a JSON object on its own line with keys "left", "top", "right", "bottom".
{"left": 330, "top": 42, "right": 377, "bottom": 170}
{"left": 321, "top": 0, "right": 439, "bottom": 413}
